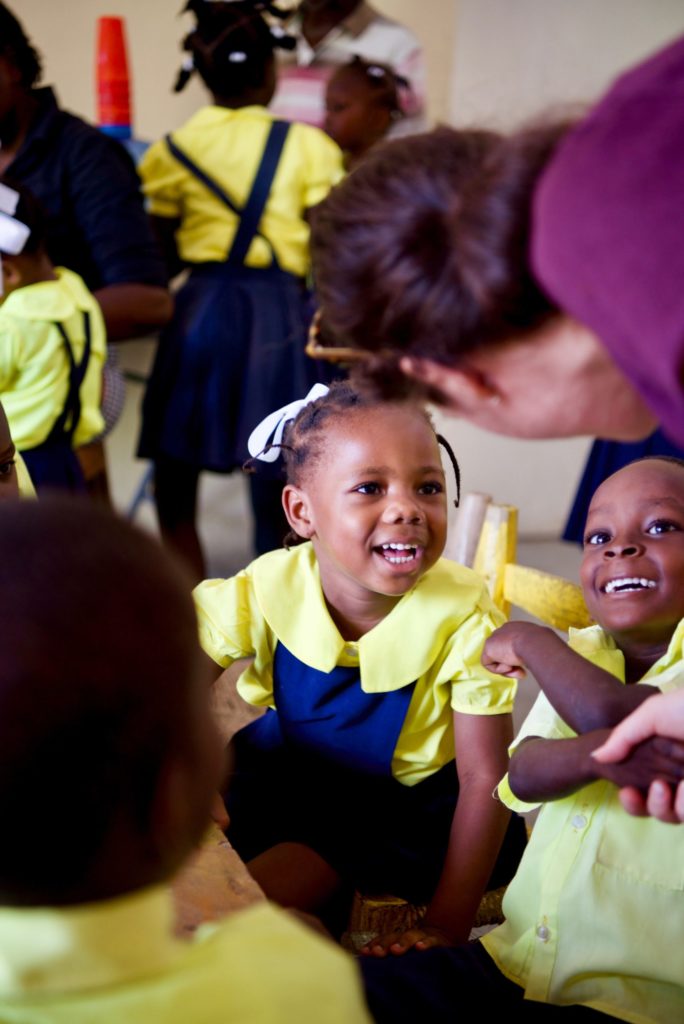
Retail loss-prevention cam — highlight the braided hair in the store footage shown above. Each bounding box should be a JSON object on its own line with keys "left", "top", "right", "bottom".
{"left": 277, "top": 380, "right": 460, "bottom": 545}
{"left": 174, "top": 0, "right": 295, "bottom": 97}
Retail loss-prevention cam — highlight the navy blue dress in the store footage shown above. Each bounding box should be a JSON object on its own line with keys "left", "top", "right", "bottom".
{"left": 137, "top": 122, "right": 333, "bottom": 473}
{"left": 224, "top": 642, "right": 526, "bottom": 905}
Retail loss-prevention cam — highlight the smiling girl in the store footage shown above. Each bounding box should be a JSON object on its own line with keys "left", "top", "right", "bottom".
{"left": 194, "top": 381, "right": 526, "bottom": 950}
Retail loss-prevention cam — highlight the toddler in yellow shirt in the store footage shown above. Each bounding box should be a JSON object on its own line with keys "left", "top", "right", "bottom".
{"left": 0, "top": 180, "right": 105, "bottom": 492}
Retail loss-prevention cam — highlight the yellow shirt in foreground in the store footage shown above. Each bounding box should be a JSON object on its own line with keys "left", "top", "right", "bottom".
{"left": 482, "top": 621, "right": 684, "bottom": 1024}
{"left": 194, "top": 543, "right": 515, "bottom": 785}
{"left": 0, "top": 886, "right": 371, "bottom": 1023}
{"left": 140, "top": 105, "right": 343, "bottom": 277}
{"left": 0, "top": 268, "right": 106, "bottom": 451}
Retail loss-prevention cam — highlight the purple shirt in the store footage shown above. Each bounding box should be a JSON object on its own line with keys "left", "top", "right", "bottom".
{"left": 532, "top": 36, "right": 684, "bottom": 446}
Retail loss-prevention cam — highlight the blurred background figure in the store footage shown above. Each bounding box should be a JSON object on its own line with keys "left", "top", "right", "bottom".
{"left": 324, "top": 55, "right": 406, "bottom": 168}
{"left": 271, "top": 0, "right": 425, "bottom": 135}
{"left": 0, "top": 2, "right": 171, "bottom": 501}
{"left": 137, "top": 0, "right": 342, "bottom": 580}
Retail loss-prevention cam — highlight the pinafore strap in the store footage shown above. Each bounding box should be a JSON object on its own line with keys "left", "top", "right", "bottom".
{"left": 164, "top": 120, "right": 291, "bottom": 269}
{"left": 50, "top": 311, "right": 92, "bottom": 443}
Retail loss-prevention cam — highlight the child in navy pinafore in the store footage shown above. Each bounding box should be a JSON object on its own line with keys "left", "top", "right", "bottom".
{"left": 195, "top": 382, "right": 526, "bottom": 950}
{"left": 0, "top": 182, "right": 105, "bottom": 494}
{"left": 137, "top": 1, "right": 342, "bottom": 575}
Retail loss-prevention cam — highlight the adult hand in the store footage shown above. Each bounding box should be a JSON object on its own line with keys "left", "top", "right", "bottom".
{"left": 593, "top": 692, "right": 684, "bottom": 822}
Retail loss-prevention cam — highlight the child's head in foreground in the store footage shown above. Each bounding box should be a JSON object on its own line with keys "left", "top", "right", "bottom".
{"left": 324, "top": 57, "right": 404, "bottom": 166}
{"left": 271, "top": 381, "right": 459, "bottom": 613}
{"left": 580, "top": 457, "right": 684, "bottom": 653}
{"left": 0, "top": 498, "right": 223, "bottom": 907}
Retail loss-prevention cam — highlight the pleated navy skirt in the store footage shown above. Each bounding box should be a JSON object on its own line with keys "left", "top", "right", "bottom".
{"left": 138, "top": 263, "right": 333, "bottom": 472}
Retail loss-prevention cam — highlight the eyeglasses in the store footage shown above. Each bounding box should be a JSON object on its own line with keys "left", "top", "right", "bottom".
{"left": 305, "top": 310, "right": 373, "bottom": 364}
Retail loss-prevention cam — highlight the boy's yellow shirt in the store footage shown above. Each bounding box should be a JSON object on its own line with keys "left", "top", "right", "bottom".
{"left": 483, "top": 620, "right": 684, "bottom": 1024}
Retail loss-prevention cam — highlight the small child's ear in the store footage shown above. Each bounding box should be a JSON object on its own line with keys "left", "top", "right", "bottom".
{"left": 282, "top": 483, "right": 315, "bottom": 539}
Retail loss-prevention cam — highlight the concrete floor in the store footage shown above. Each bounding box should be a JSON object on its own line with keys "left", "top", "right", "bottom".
{"left": 107, "top": 336, "right": 584, "bottom": 736}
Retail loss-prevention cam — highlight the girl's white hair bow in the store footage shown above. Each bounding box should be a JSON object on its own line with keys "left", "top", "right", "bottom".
{"left": 0, "top": 183, "right": 30, "bottom": 256}
{"left": 247, "top": 383, "right": 329, "bottom": 463}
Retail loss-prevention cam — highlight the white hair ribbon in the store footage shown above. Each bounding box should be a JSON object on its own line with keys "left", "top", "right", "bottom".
{"left": 247, "top": 383, "right": 329, "bottom": 463}
{"left": 0, "top": 211, "right": 30, "bottom": 256}
{"left": 0, "top": 182, "right": 19, "bottom": 217}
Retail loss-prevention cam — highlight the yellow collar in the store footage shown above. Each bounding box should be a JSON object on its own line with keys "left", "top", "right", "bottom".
{"left": 251, "top": 543, "right": 488, "bottom": 692}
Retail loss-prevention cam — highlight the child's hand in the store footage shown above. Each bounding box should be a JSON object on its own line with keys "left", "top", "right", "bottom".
{"left": 360, "top": 923, "right": 453, "bottom": 957}
{"left": 481, "top": 621, "right": 548, "bottom": 678}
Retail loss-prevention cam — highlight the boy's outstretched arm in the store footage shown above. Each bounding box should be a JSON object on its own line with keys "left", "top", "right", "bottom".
{"left": 509, "top": 729, "right": 684, "bottom": 804}
{"left": 482, "top": 622, "right": 659, "bottom": 734}
{"left": 361, "top": 712, "right": 514, "bottom": 956}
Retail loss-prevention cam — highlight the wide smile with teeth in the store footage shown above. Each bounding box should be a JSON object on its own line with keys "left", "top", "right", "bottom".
{"left": 602, "top": 577, "right": 657, "bottom": 595}
{"left": 377, "top": 542, "right": 421, "bottom": 565}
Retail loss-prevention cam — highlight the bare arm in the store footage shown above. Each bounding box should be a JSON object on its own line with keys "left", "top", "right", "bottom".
{"left": 482, "top": 622, "right": 658, "bottom": 734}
{"left": 94, "top": 283, "right": 173, "bottom": 340}
{"left": 363, "top": 712, "right": 513, "bottom": 955}
{"left": 509, "top": 730, "right": 684, "bottom": 804}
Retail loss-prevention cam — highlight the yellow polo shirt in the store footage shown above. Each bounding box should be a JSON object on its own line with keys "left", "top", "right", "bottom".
{"left": 0, "top": 886, "right": 371, "bottom": 1023}
{"left": 140, "top": 105, "right": 343, "bottom": 277}
{"left": 482, "top": 621, "right": 684, "bottom": 1024}
{"left": 0, "top": 268, "right": 106, "bottom": 451}
{"left": 195, "top": 543, "right": 515, "bottom": 786}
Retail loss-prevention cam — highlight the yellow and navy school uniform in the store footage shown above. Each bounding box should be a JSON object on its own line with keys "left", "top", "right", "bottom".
{"left": 0, "top": 268, "right": 106, "bottom": 493}
{"left": 195, "top": 543, "right": 527, "bottom": 903}
{"left": 0, "top": 885, "right": 373, "bottom": 1023}
{"left": 137, "top": 105, "right": 343, "bottom": 474}
{"left": 478, "top": 621, "right": 684, "bottom": 1023}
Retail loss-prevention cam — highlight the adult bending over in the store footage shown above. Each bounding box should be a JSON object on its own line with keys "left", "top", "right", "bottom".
{"left": 310, "top": 36, "right": 684, "bottom": 449}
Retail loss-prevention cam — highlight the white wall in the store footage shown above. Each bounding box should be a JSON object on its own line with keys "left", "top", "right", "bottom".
{"left": 438, "top": 0, "right": 684, "bottom": 535}
{"left": 450, "top": 0, "right": 684, "bottom": 128}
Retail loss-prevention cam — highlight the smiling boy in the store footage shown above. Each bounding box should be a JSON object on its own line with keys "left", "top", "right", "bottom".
{"left": 361, "top": 457, "right": 684, "bottom": 1022}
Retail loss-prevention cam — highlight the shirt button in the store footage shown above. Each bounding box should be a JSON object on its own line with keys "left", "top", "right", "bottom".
{"left": 571, "top": 814, "right": 587, "bottom": 829}
{"left": 536, "top": 925, "right": 550, "bottom": 942}
{"left": 343, "top": 645, "right": 358, "bottom": 657}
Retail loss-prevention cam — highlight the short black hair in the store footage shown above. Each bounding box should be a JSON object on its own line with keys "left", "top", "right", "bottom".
{"left": 0, "top": 499, "right": 200, "bottom": 905}
{"left": 0, "top": 2, "right": 42, "bottom": 87}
